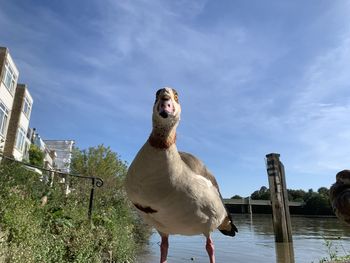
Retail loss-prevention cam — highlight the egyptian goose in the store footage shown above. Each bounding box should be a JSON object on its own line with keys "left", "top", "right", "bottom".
{"left": 125, "top": 87, "right": 237, "bottom": 263}
{"left": 330, "top": 170, "right": 350, "bottom": 224}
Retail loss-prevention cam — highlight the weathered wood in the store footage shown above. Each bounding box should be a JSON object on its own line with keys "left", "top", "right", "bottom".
{"left": 275, "top": 242, "right": 295, "bottom": 263}
{"left": 266, "top": 153, "right": 293, "bottom": 243}
{"left": 247, "top": 196, "right": 252, "bottom": 215}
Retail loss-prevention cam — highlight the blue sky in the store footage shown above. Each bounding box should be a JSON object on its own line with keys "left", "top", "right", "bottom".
{"left": 1, "top": 0, "right": 350, "bottom": 197}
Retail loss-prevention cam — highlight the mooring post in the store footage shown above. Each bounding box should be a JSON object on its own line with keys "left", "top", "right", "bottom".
{"left": 266, "top": 153, "right": 293, "bottom": 243}
{"left": 241, "top": 198, "right": 245, "bottom": 213}
{"left": 248, "top": 196, "right": 252, "bottom": 215}
{"left": 275, "top": 242, "right": 295, "bottom": 263}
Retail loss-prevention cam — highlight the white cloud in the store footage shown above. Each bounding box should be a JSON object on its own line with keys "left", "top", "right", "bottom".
{"left": 281, "top": 34, "right": 350, "bottom": 177}
{"left": 3, "top": 0, "right": 350, "bottom": 196}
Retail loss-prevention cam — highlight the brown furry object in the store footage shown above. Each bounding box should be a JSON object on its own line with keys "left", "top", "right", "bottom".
{"left": 330, "top": 170, "right": 350, "bottom": 224}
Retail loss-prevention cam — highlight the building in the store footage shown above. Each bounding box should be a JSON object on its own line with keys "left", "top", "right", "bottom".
{"left": 0, "top": 47, "right": 19, "bottom": 153}
{"left": 0, "top": 46, "right": 74, "bottom": 177}
{"left": 30, "top": 128, "right": 57, "bottom": 170}
{"left": 0, "top": 47, "right": 34, "bottom": 161}
{"left": 44, "top": 140, "right": 75, "bottom": 173}
{"left": 3, "top": 84, "right": 33, "bottom": 160}
{"left": 44, "top": 140, "right": 75, "bottom": 194}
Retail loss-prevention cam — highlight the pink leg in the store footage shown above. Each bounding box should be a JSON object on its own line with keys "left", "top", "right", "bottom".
{"left": 160, "top": 235, "right": 169, "bottom": 263}
{"left": 206, "top": 236, "right": 215, "bottom": 263}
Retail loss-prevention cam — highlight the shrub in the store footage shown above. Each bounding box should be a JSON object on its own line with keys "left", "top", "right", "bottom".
{"left": 28, "top": 144, "right": 44, "bottom": 167}
{"left": 0, "top": 158, "right": 149, "bottom": 262}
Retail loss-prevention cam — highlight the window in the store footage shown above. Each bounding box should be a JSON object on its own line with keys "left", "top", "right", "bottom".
{"left": 0, "top": 102, "right": 9, "bottom": 136}
{"left": 2, "top": 60, "right": 17, "bottom": 94}
{"left": 15, "top": 127, "right": 26, "bottom": 152}
{"left": 23, "top": 96, "right": 32, "bottom": 118}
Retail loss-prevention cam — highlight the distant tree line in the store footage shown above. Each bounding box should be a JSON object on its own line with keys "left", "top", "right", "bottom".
{"left": 230, "top": 186, "right": 334, "bottom": 215}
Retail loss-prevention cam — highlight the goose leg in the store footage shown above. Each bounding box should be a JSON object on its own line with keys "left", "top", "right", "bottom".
{"left": 160, "top": 234, "right": 169, "bottom": 263}
{"left": 206, "top": 236, "right": 215, "bottom": 263}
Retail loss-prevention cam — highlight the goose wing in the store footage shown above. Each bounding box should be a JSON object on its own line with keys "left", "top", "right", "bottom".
{"left": 179, "top": 151, "right": 238, "bottom": 236}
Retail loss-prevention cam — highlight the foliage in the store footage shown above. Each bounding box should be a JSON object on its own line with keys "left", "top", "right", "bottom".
{"left": 0, "top": 145, "right": 150, "bottom": 263}
{"left": 318, "top": 239, "right": 350, "bottom": 263}
{"left": 28, "top": 144, "right": 44, "bottom": 167}
{"left": 288, "top": 189, "right": 307, "bottom": 202}
{"left": 251, "top": 186, "right": 270, "bottom": 200}
{"left": 247, "top": 186, "right": 334, "bottom": 215}
{"left": 303, "top": 189, "right": 333, "bottom": 215}
{"left": 70, "top": 145, "right": 128, "bottom": 201}
{"left": 231, "top": 194, "right": 243, "bottom": 199}
{"left": 318, "top": 187, "right": 330, "bottom": 197}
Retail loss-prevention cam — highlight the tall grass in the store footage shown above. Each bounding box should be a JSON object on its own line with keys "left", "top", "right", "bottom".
{"left": 0, "top": 162, "right": 149, "bottom": 263}
{"left": 318, "top": 239, "right": 350, "bottom": 263}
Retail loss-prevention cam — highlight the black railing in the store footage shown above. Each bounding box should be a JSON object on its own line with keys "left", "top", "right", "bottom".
{"left": 0, "top": 153, "right": 103, "bottom": 220}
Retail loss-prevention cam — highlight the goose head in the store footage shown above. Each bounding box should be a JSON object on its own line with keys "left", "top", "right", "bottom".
{"left": 152, "top": 87, "right": 181, "bottom": 130}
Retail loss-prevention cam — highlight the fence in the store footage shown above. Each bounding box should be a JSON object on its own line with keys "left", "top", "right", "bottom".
{"left": 0, "top": 153, "right": 103, "bottom": 220}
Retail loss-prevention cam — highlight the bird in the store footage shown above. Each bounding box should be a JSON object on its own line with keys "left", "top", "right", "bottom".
{"left": 125, "top": 87, "right": 237, "bottom": 263}
{"left": 330, "top": 170, "right": 350, "bottom": 224}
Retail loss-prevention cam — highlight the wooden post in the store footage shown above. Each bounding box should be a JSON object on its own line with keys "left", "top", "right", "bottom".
{"left": 241, "top": 198, "right": 245, "bottom": 213}
{"left": 266, "top": 153, "right": 293, "bottom": 243}
{"left": 275, "top": 242, "right": 295, "bottom": 263}
{"left": 248, "top": 196, "right": 252, "bottom": 215}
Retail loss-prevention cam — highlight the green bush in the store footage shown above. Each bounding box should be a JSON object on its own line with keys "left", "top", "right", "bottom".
{"left": 0, "top": 156, "right": 149, "bottom": 262}
{"left": 28, "top": 144, "right": 44, "bottom": 167}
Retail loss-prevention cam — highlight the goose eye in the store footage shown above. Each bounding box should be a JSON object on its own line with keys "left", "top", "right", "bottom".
{"left": 155, "top": 89, "right": 163, "bottom": 104}
{"left": 172, "top": 89, "right": 179, "bottom": 103}
{"left": 156, "top": 89, "right": 162, "bottom": 98}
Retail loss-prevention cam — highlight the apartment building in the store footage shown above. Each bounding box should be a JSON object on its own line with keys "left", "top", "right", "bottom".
{"left": 43, "top": 140, "right": 75, "bottom": 173}
{"left": 0, "top": 47, "right": 33, "bottom": 161}
{"left": 0, "top": 47, "right": 19, "bottom": 152}
{"left": 44, "top": 140, "right": 75, "bottom": 194}
{"left": 0, "top": 47, "right": 73, "bottom": 172}
{"left": 29, "top": 128, "right": 57, "bottom": 170}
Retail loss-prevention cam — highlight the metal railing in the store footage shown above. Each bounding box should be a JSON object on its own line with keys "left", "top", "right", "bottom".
{"left": 0, "top": 153, "right": 104, "bottom": 220}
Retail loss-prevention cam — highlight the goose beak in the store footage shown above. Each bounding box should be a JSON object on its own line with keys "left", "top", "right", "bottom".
{"left": 158, "top": 97, "right": 174, "bottom": 118}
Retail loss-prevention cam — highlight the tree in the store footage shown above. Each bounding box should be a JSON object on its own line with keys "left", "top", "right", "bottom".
{"left": 304, "top": 192, "right": 333, "bottom": 215}
{"left": 28, "top": 144, "right": 44, "bottom": 167}
{"left": 71, "top": 144, "right": 127, "bottom": 178}
{"left": 70, "top": 145, "right": 128, "bottom": 205}
{"left": 231, "top": 194, "right": 243, "bottom": 199}
{"left": 287, "top": 189, "right": 306, "bottom": 202}
{"left": 317, "top": 187, "right": 329, "bottom": 197}
{"left": 250, "top": 186, "right": 270, "bottom": 200}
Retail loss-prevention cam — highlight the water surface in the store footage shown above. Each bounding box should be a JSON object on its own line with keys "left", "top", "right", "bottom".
{"left": 137, "top": 214, "right": 350, "bottom": 263}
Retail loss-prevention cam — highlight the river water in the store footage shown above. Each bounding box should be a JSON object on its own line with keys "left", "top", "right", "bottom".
{"left": 137, "top": 214, "right": 350, "bottom": 263}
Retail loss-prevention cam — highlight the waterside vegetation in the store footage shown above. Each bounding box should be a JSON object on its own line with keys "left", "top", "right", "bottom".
{"left": 0, "top": 145, "right": 149, "bottom": 263}
{"left": 318, "top": 239, "right": 350, "bottom": 263}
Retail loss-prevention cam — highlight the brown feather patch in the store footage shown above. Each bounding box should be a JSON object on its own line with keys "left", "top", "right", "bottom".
{"left": 148, "top": 132, "right": 176, "bottom": 149}
{"left": 133, "top": 203, "right": 158, "bottom": 214}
